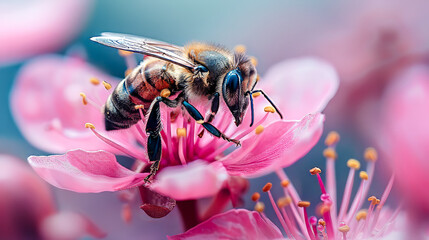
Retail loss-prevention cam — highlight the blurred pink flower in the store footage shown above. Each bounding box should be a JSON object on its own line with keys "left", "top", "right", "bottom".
{"left": 377, "top": 64, "right": 429, "bottom": 233}
{"left": 0, "top": 1, "right": 93, "bottom": 65}
{"left": 12, "top": 53, "right": 338, "bottom": 226}
{"left": 0, "top": 154, "right": 104, "bottom": 240}
{"left": 171, "top": 137, "right": 402, "bottom": 240}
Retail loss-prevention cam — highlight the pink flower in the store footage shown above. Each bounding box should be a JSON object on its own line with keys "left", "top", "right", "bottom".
{"left": 0, "top": 154, "right": 104, "bottom": 240}
{"left": 0, "top": 1, "right": 93, "bottom": 65}
{"left": 377, "top": 65, "right": 429, "bottom": 225}
{"left": 12, "top": 53, "right": 338, "bottom": 224}
{"left": 171, "top": 134, "right": 403, "bottom": 240}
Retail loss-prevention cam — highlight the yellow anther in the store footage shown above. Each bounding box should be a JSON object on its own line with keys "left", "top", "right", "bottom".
{"left": 325, "top": 131, "right": 340, "bottom": 146}
{"left": 277, "top": 197, "right": 292, "bottom": 208}
{"left": 298, "top": 201, "right": 311, "bottom": 208}
{"left": 310, "top": 167, "right": 322, "bottom": 175}
{"left": 85, "top": 123, "right": 95, "bottom": 129}
{"left": 125, "top": 69, "right": 133, "bottom": 77}
{"left": 251, "top": 192, "right": 260, "bottom": 202}
{"left": 79, "top": 92, "right": 88, "bottom": 105}
{"left": 250, "top": 56, "right": 258, "bottom": 67}
{"left": 323, "top": 148, "right": 337, "bottom": 160}
{"left": 134, "top": 105, "right": 144, "bottom": 110}
{"left": 160, "top": 89, "right": 171, "bottom": 98}
{"left": 196, "top": 120, "right": 205, "bottom": 124}
{"left": 356, "top": 210, "right": 367, "bottom": 221}
{"left": 255, "top": 202, "right": 265, "bottom": 213}
{"left": 376, "top": 199, "right": 381, "bottom": 205}
{"left": 262, "top": 182, "right": 272, "bottom": 192}
{"left": 234, "top": 45, "right": 246, "bottom": 54}
{"left": 318, "top": 219, "right": 326, "bottom": 226}
{"left": 281, "top": 179, "right": 290, "bottom": 188}
{"left": 360, "top": 171, "right": 368, "bottom": 180}
{"left": 252, "top": 92, "right": 261, "bottom": 98}
{"left": 264, "top": 106, "right": 276, "bottom": 113}
{"left": 102, "top": 81, "right": 112, "bottom": 90}
{"left": 339, "top": 225, "right": 350, "bottom": 233}
{"left": 118, "top": 49, "right": 133, "bottom": 57}
{"left": 89, "top": 77, "right": 100, "bottom": 85}
{"left": 347, "top": 159, "right": 361, "bottom": 170}
{"left": 368, "top": 196, "right": 378, "bottom": 205}
{"left": 364, "top": 147, "right": 378, "bottom": 162}
{"left": 255, "top": 125, "right": 264, "bottom": 134}
{"left": 176, "top": 128, "right": 187, "bottom": 137}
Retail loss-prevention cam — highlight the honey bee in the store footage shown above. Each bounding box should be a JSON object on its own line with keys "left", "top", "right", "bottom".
{"left": 91, "top": 32, "right": 282, "bottom": 181}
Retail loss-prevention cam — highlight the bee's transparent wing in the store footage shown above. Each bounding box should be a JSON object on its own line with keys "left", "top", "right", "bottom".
{"left": 91, "top": 32, "right": 196, "bottom": 70}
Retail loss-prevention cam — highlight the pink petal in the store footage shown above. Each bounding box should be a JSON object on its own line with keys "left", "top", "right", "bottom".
{"left": 150, "top": 160, "right": 228, "bottom": 200}
{"left": 168, "top": 209, "right": 284, "bottom": 240}
{"left": 379, "top": 65, "right": 429, "bottom": 211}
{"left": 40, "top": 212, "right": 105, "bottom": 240}
{"left": 0, "top": 1, "right": 92, "bottom": 64}
{"left": 221, "top": 113, "right": 324, "bottom": 177}
{"left": 28, "top": 149, "right": 147, "bottom": 193}
{"left": 139, "top": 186, "right": 176, "bottom": 218}
{"left": 261, "top": 58, "right": 339, "bottom": 120}
{"left": 10, "top": 55, "right": 133, "bottom": 154}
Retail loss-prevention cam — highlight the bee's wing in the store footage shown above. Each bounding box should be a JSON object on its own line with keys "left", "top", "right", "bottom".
{"left": 91, "top": 32, "right": 196, "bottom": 70}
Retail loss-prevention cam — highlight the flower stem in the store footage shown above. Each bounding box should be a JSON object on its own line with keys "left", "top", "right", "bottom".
{"left": 177, "top": 200, "right": 200, "bottom": 231}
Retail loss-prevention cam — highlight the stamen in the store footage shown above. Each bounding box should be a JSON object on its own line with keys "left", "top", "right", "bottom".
{"left": 121, "top": 203, "right": 132, "bottom": 223}
{"left": 323, "top": 147, "right": 337, "bottom": 159}
{"left": 338, "top": 160, "right": 360, "bottom": 222}
{"left": 134, "top": 105, "right": 145, "bottom": 110}
{"left": 264, "top": 106, "right": 276, "bottom": 113}
{"left": 160, "top": 89, "right": 171, "bottom": 98}
{"left": 370, "top": 175, "right": 395, "bottom": 234}
{"left": 310, "top": 216, "right": 318, "bottom": 238}
{"left": 251, "top": 192, "right": 260, "bottom": 202}
{"left": 196, "top": 120, "right": 204, "bottom": 124}
{"left": 165, "top": 111, "right": 176, "bottom": 164}
{"left": 254, "top": 202, "right": 265, "bottom": 213}
{"left": 325, "top": 131, "right": 340, "bottom": 146}
{"left": 310, "top": 167, "right": 321, "bottom": 175}
{"left": 264, "top": 183, "right": 293, "bottom": 238}
{"left": 85, "top": 123, "right": 145, "bottom": 160}
{"left": 364, "top": 147, "right": 378, "bottom": 162}
{"left": 252, "top": 92, "right": 261, "bottom": 98}
{"left": 347, "top": 159, "right": 361, "bottom": 170}
{"left": 89, "top": 77, "right": 100, "bottom": 85}
{"left": 262, "top": 182, "right": 272, "bottom": 192}
{"left": 360, "top": 171, "right": 368, "bottom": 180}
{"left": 102, "top": 81, "right": 112, "bottom": 90}
{"left": 339, "top": 223, "right": 350, "bottom": 240}
{"left": 255, "top": 125, "right": 264, "bottom": 134}
{"left": 281, "top": 179, "right": 290, "bottom": 188}
{"left": 356, "top": 210, "right": 367, "bottom": 221}
{"left": 277, "top": 197, "right": 292, "bottom": 208}
{"left": 298, "top": 201, "right": 316, "bottom": 240}
{"left": 310, "top": 167, "right": 327, "bottom": 195}
{"left": 187, "top": 120, "right": 195, "bottom": 161}
{"left": 177, "top": 128, "right": 187, "bottom": 165}
{"left": 234, "top": 45, "right": 246, "bottom": 53}
{"left": 80, "top": 92, "right": 88, "bottom": 105}
{"left": 279, "top": 201, "right": 299, "bottom": 239}
{"left": 250, "top": 56, "right": 258, "bottom": 67}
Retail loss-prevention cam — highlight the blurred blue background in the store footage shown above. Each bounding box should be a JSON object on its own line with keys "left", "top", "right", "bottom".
{"left": 2, "top": 0, "right": 428, "bottom": 239}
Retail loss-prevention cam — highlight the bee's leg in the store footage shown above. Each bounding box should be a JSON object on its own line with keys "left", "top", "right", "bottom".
{"left": 198, "top": 92, "right": 220, "bottom": 138}
{"left": 182, "top": 100, "right": 240, "bottom": 146}
{"left": 251, "top": 90, "right": 284, "bottom": 119}
{"left": 144, "top": 95, "right": 184, "bottom": 182}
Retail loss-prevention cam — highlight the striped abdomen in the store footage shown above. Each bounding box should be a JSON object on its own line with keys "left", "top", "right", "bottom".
{"left": 104, "top": 58, "right": 177, "bottom": 130}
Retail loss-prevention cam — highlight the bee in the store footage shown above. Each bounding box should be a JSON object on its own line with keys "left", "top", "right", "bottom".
{"left": 91, "top": 32, "right": 282, "bottom": 181}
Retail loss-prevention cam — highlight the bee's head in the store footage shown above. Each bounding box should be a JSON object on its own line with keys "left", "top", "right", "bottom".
{"left": 222, "top": 55, "right": 257, "bottom": 126}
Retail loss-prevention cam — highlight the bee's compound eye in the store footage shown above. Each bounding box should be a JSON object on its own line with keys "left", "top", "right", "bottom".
{"left": 195, "top": 65, "right": 208, "bottom": 73}
{"left": 224, "top": 70, "right": 242, "bottom": 92}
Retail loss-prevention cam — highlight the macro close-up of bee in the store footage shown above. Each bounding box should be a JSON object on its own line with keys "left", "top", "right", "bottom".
{"left": 91, "top": 33, "right": 283, "bottom": 181}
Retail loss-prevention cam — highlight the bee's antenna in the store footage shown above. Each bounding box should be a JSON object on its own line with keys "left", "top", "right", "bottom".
{"left": 251, "top": 90, "right": 283, "bottom": 120}
{"left": 246, "top": 91, "right": 255, "bottom": 127}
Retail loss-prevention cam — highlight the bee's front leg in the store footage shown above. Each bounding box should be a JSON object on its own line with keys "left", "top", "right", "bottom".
{"left": 182, "top": 100, "right": 240, "bottom": 146}
{"left": 198, "top": 92, "right": 220, "bottom": 138}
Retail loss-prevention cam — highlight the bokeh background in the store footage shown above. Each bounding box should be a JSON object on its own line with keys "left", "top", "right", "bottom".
{"left": 1, "top": 0, "right": 429, "bottom": 239}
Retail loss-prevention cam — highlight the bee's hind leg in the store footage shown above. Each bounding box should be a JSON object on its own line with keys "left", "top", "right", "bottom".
{"left": 182, "top": 100, "right": 240, "bottom": 146}
{"left": 144, "top": 94, "right": 184, "bottom": 182}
